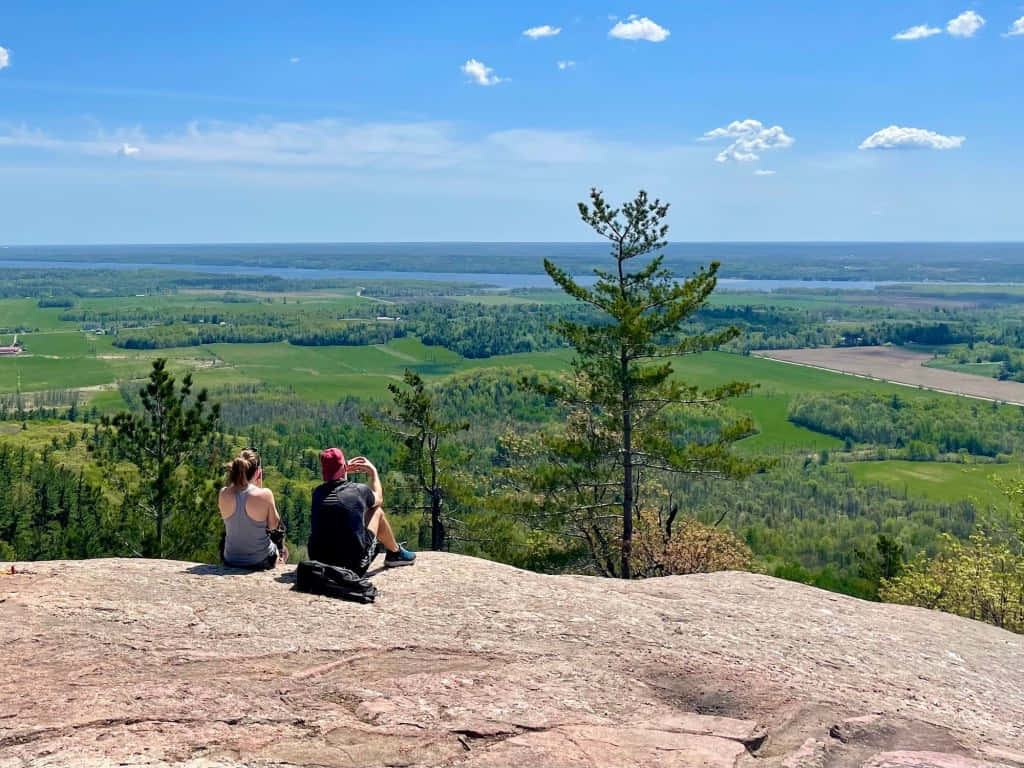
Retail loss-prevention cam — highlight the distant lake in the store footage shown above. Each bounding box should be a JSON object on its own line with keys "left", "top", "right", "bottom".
{"left": 0, "top": 258, "right": 898, "bottom": 292}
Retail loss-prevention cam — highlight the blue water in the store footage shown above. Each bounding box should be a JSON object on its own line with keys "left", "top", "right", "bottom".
{"left": 0, "top": 258, "right": 898, "bottom": 292}
{"left": 0, "top": 240, "right": 1021, "bottom": 290}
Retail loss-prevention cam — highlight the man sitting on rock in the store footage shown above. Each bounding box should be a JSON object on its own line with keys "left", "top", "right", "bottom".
{"left": 308, "top": 448, "right": 416, "bottom": 575}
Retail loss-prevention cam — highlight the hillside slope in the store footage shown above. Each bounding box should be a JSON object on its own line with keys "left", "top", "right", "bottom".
{"left": 2, "top": 554, "right": 1022, "bottom": 768}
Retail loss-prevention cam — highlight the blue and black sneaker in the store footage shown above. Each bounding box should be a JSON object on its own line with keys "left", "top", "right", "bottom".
{"left": 384, "top": 545, "right": 416, "bottom": 568}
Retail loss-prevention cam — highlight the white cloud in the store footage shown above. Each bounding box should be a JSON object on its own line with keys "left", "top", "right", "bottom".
{"left": 0, "top": 119, "right": 712, "bottom": 182}
{"left": 461, "top": 59, "right": 503, "bottom": 86}
{"left": 892, "top": 24, "right": 942, "bottom": 40}
{"left": 946, "top": 10, "right": 985, "bottom": 37}
{"left": 0, "top": 120, "right": 465, "bottom": 170}
{"left": 0, "top": 47, "right": 9, "bottom": 70}
{"left": 753, "top": 169, "right": 776, "bottom": 176}
{"left": 609, "top": 15, "right": 670, "bottom": 42}
{"left": 1005, "top": 16, "right": 1024, "bottom": 36}
{"left": 523, "top": 25, "right": 561, "bottom": 39}
{"left": 289, "top": 57, "right": 301, "bottom": 63}
{"left": 858, "top": 125, "right": 965, "bottom": 150}
{"left": 557, "top": 60, "right": 576, "bottom": 70}
{"left": 700, "top": 119, "right": 794, "bottom": 163}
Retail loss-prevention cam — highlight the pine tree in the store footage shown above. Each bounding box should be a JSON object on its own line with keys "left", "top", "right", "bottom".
{"left": 93, "top": 359, "right": 222, "bottom": 558}
{"left": 529, "top": 188, "right": 759, "bottom": 578}
{"left": 365, "top": 370, "right": 468, "bottom": 550}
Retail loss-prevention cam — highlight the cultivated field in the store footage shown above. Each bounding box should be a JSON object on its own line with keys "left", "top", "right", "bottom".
{"left": 755, "top": 346, "right": 1024, "bottom": 405}
{"left": 848, "top": 460, "right": 1023, "bottom": 511}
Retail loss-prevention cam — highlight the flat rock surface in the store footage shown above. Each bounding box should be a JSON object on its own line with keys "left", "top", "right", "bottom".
{"left": 1, "top": 555, "right": 1022, "bottom": 767}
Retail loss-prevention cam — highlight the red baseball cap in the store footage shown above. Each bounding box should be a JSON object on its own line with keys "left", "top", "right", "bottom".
{"left": 320, "top": 448, "right": 347, "bottom": 481}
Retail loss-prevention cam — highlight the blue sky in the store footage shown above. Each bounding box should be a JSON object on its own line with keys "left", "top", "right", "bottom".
{"left": 0, "top": 1, "right": 1022, "bottom": 243}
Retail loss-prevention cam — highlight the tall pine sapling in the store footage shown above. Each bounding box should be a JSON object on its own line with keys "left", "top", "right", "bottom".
{"left": 364, "top": 369, "right": 468, "bottom": 550}
{"left": 92, "top": 359, "right": 222, "bottom": 558}
{"left": 531, "top": 188, "right": 758, "bottom": 578}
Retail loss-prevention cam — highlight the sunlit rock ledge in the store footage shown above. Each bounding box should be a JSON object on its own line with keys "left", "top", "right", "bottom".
{"left": 2, "top": 554, "right": 1022, "bottom": 767}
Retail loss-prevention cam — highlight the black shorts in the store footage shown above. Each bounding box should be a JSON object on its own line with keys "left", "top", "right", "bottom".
{"left": 222, "top": 542, "right": 279, "bottom": 571}
{"left": 353, "top": 537, "right": 380, "bottom": 576}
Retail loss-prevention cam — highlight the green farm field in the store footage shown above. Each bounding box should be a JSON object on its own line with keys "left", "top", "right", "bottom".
{"left": 0, "top": 315, "right": 974, "bottom": 457}
{"left": 848, "top": 460, "right": 1024, "bottom": 511}
{"left": 0, "top": 294, "right": 1020, "bottom": 467}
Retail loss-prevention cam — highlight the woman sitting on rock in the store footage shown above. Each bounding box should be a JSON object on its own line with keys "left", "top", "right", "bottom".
{"left": 218, "top": 448, "right": 287, "bottom": 569}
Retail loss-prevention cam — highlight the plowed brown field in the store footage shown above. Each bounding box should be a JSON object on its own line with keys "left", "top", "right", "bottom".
{"left": 754, "top": 346, "right": 1024, "bottom": 405}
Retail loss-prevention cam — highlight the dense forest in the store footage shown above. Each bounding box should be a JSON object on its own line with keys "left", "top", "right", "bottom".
{"left": 788, "top": 392, "right": 1024, "bottom": 458}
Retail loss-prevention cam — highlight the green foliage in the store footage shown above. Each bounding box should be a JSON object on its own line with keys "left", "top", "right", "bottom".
{"left": 847, "top": 460, "right": 1021, "bottom": 510}
{"left": 517, "top": 188, "right": 759, "bottom": 578}
{"left": 91, "top": 359, "right": 224, "bottom": 559}
{"left": 0, "top": 443, "right": 113, "bottom": 561}
{"left": 930, "top": 342, "right": 1024, "bottom": 382}
{"left": 880, "top": 481, "right": 1024, "bottom": 633}
{"left": 789, "top": 391, "right": 1024, "bottom": 457}
{"left": 363, "top": 370, "right": 469, "bottom": 550}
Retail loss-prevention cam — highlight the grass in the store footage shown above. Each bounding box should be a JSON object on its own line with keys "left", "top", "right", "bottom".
{"left": 848, "top": 460, "right": 1023, "bottom": 511}
{"left": 87, "top": 389, "right": 129, "bottom": 413}
{"left": 0, "top": 300, "right": 67, "bottom": 331}
{"left": 14, "top": 331, "right": 100, "bottom": 357}
{"left": 0, "top": 357, "right": 114, "bottom": 392}
{"left": 927, "top": 358, "right": 1001, "bottom": 377}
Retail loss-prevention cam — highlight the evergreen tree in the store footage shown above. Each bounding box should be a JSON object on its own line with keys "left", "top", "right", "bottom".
{"left": 93, "top": 359, "right": 222, "bottom": 558}
{"left": 365, "top": 369, "right": 468, "bottom": 550}
{"left": 528, "top": 188, "right": 758, "bottom": 578}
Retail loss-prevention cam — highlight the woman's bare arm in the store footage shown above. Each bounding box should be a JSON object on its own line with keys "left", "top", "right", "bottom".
{"left": 264, "top": 489, "right": 282, "bottom": 530}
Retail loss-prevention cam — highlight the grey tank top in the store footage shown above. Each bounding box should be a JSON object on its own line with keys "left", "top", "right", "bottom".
{"left": 223, "top": 486, "right": 274, "bottom": 566}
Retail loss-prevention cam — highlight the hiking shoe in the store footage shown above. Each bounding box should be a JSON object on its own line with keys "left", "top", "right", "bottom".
{"left": 384, "top": 546, "right": 416, "bottom": 568}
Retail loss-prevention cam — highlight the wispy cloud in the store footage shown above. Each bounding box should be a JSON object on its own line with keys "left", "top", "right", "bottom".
{"left": 557, "top": 60, "right": 576, "bottom": 70}
{"left": 700, "top": 119, "right": 794, "bottom": 163}
{"left": 753, "top": 169, "right": 776, "bottom": 176}
{"left": 946, "top": 10, "right": 985, "bottom": 37}
{"left": 892, "top": 24, "right": 942, "bottom": 40}
{"left": 0, "top": 119, "right": 711, "bottom": 183}
{"left": 859, "top": 125, "right": 965, "bottom": 150}
{"left": 0, "top": 120, "right": 463, "bottom": 170}
{"left": 523, "top": 25, "right": 561, "bottom": 39}
{"left": 288, "top": 56, "right": 301, "bottom": 63}
{"left": 1005, "top": 16, "right": 1024, "bottom": 36}
{"left": 609, "top": 15, "right": 670, "bottom": 42}
{"left": 0, "top": 47, "right": 9, "bottom": 70}
{"left": 461, "top": 59, "right": 503, "bottom": 86}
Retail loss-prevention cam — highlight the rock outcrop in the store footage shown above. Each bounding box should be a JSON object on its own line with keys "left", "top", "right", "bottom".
{"left": 2, "top": 555, "right": 1022, "bottom": 767}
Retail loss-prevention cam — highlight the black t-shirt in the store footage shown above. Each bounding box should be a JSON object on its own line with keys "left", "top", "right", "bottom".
{"left": 308, "top": 480, "right": 376, "bottom": 569}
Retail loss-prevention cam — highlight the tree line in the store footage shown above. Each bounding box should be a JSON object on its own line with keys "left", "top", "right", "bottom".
{"left": 788, "top": 392, "right": 1024, "bottom": 458}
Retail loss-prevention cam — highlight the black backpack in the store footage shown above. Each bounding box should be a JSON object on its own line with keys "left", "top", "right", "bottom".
{"left": 295, "top": 560, "right": 378, "bottom": 604}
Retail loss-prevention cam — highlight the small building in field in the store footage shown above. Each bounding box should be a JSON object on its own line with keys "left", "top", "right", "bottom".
{"left": 0, "top": 346, "right": 21, "bottom": 356}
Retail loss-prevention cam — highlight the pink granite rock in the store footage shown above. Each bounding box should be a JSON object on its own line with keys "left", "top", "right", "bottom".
{"left": 1, "top": 555, "right": 1022, "bottom": 767}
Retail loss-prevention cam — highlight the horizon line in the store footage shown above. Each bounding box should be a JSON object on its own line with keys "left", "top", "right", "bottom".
{"left": 3, "top": 240, "right": 1024, "bottom": 248}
